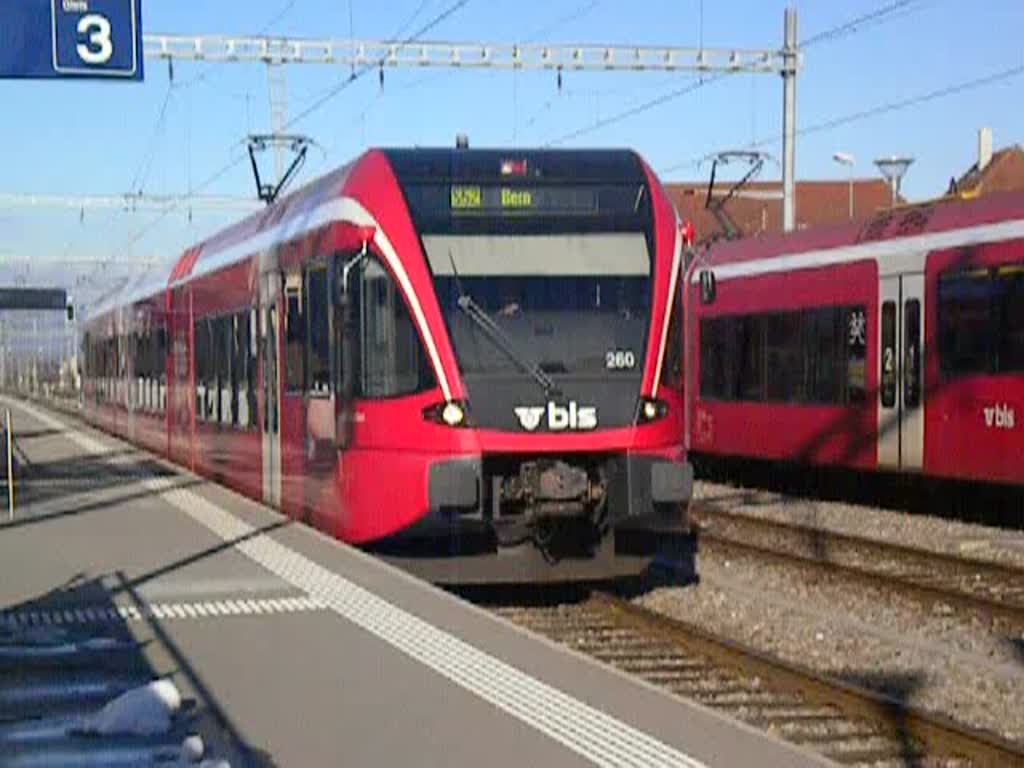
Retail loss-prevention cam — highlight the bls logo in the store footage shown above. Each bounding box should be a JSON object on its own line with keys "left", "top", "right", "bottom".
{"left": 515, "top": 402, "right": 598, "bottom": 431}
{"left": 983, "top": 403, "right": 1016, "bottom": 430}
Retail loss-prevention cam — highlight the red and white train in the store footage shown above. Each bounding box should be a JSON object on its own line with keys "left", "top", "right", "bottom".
{"left": 688, "top": 190, "right": 1024, "bottom": 486}
{"left": 80, "top": 148, "right": 694, "bottom": 583}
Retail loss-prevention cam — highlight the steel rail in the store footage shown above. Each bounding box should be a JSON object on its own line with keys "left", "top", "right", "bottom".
{"left": 594, "top": 593, "right": 1024, "bottom": 767}
{"left": 693, "top": 503, "right": 1024, "bottom": 629}
{"left": 495, "top": 594, "right": 1024, "bottom": 767}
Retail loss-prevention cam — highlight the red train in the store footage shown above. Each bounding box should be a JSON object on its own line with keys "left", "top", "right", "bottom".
{"left": 687, "top": 190, "right": 1024, "bottom": 486}
{"left": 80, "top": 148, "right": 695, "bottom": 583}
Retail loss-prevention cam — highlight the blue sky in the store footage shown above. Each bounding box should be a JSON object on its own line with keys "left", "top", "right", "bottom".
{"left": 1, "top": 0, "right": 1022, "bottom": 303}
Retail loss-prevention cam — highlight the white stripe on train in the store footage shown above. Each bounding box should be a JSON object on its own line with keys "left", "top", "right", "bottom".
{"left": 691, "top": 218, "right": 1024, "bottom": 283}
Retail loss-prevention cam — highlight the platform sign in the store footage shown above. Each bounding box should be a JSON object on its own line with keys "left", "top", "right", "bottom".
{"left": 0, "top": 287, "right": 68, "bottom": 311}
{"left": 0, "top": 0, "right": 143, "bottom": 80}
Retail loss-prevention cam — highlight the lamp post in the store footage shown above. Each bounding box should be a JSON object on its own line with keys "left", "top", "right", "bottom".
{"left": 833, "top": 151, "right": 855, "bottom": 220}
{"left": 874, "top": 155, "right": 914, "bottom": 206}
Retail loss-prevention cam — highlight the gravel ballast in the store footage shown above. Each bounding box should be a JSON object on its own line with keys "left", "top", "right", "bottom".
{"left": 640, "top": 535, "right": 1024, "bottom": 745}
{"left": 695, "top": 480, "right": 1024, "bottom": 568}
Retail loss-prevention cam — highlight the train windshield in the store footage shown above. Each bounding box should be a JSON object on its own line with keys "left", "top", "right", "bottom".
{"left": 426, "top": 233, "right": 651, "bottom": 379}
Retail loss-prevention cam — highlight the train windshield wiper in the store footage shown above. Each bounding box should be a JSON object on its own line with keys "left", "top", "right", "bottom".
{"left": 456, "top": 293, "right": 561, "bottom": 398}
{"left": 448, "top": 251, "right": 560, "bottom": 398}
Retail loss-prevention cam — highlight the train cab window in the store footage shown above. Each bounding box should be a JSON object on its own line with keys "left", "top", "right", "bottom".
{"left": 354, "top": 258, "right": 436, "bottom": 398}
{"left": 284, "top": 273, "right": 305, "bottom": 392}
{"left": 307, "top": 266, "right": 331, "bottom": 396}
{"left": 881, "top": 301, "right": 897, "bottom": 407}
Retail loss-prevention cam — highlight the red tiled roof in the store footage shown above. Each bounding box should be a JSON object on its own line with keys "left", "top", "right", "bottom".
{"left": 953, "top": 145, "right": 1024, "bottom": 196}
{"left": 664, "top": 179, "right": 893, "bottom": 245}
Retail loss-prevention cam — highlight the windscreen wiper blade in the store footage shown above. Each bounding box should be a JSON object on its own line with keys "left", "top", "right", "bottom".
{"left": 456, "top": 293, "right": 561, "bottom": 398}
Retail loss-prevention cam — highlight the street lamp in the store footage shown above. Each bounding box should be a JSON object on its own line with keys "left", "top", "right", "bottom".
{"left": 874, "top": 155, "right": 914, "bottom": 206}
{"left": 833, "top": 152, "right": 855, "bottom": 220}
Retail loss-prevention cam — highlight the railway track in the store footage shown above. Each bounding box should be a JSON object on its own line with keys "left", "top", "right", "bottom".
{"left": 493, "top": 593, "right": 1024, "bottom": 767}
{"left": 693, "top": 503, "right": 1024, "bottom": 631}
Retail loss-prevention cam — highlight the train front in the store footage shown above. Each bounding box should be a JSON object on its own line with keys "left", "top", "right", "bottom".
{"left": 351, "top": 148, "right": 693, "bottom": 583}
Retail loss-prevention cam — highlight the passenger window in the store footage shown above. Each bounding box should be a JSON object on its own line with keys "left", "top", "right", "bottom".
{"left": 904, "top": 299, "right": 921, "bottom": 409}
{"left": 804, "top": 308, "right": 841, "bottom": 404}
{"left": 661, "top": 287, "right": 684, "bottom": 389}
{"left": 765, "top": 313, "right": 804, "bottom": 402}
{"left": 307, "top": 266, "right": 331, "bottom": 395}
{"left": 700, "top": 305, "right": 867, "bottom": 406}
{"left": 996, "top": 266, "right": 1024, "bottom": 373}
{"left": 939, "top": 269, "right": 991, "bottom": 377}
{"left": 284, "top": 273, "right": 305, "bottom": 392}
{"left": 216, "top": 316, "right": 233, "bottom": 427}
{"left": 737, "top": 316, "right": 765, "bottom": 402}
{"left": 881, "top": 301, "right": 896, "bottom": 408}
{"left": 845, "top": 307, "right": 867, "bottom": 403}
{"left": 195, "top": 319, "right": 219, "bottom": 423}
{"left": 354, "top": 258, "right": 436, "bottom": 398}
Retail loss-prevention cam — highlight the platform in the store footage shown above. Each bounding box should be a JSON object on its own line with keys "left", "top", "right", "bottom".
{"left": 0, "top": 395, "right": 832, "bottom": 767}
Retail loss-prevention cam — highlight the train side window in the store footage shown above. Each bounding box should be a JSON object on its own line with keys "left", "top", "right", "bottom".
{"left": 231, "top": 314, "right": 243, "bottom": 428}
{"left": 661, "top": 287, "right": 684, "bottom": 390}
{"left": 737, "top": 316, "right": 765, "bottom": 402}
{"left": 765, "top": 312, "right": 804, "bottom": 403}
{"left": 804, "top": 308, "right": 840, "bottom": 404}
{"left": 284, "top": 273, "right": 305, "bottom": 392}
{"left": 355, "top": 258, "right": 436, "bottom": 398}
{"left": 845, "top": 307, "right": 867, "bottom": 403}
{"left": 881, "top": 301, "right": 896, "bottom": 408}
{"left": 904, "top": 299, "right": 921, "bottom": 408}
{"left": 996, "top": 265, "right": 1024, "bottom": 373}
{"left": 196, "top": 319, "right": 218, "bottom": 423}
{"left": 699, "top": 317, "right": 735, "bottom": 400}
{"left": 307, "top": 266, "right": 331, "bottom": 395}
{"left": 216, "top": 316, "right": 233, "bottom": 427}
{"left": 938, "top": 269, "right": 992, "bottom": 377}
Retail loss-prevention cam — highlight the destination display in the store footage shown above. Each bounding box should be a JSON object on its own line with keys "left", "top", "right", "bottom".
{"left": 405, "top": 183, "right": 645, "bottom": 220}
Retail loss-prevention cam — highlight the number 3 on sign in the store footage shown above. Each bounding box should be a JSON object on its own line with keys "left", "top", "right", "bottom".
{"left": 77, "top": 14, "right": 113, "bottom": 64}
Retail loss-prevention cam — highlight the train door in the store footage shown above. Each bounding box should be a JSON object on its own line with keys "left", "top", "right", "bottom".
{"left": 878, "top": 273, "right": 925, "bottom": 471}
{"left": 260, "top": 271, "right": 282, "bottom": 507}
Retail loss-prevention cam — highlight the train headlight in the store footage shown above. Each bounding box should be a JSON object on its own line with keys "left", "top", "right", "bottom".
{"left": 423, "top": 400, "right": 471, "bottom": 428}
{"left": 637, "top": 398, "right": 669, "bottom": 424}
{"left": 442, "top": 401, "right": 466, "bottom": 426}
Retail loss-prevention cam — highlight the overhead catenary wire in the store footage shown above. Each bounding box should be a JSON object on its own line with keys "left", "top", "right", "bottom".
{"left": 175, "top": 0, "right": 304, "bottom": 90}
{"left": 284, "top": 0, "right": 470, "bottom": 131}
{"left": 542, "top": 0, "right": 941, "bottom": 146}
{"left": 96, "top": 0, "right": 469, "bottom": 286}
{"left": 800, "top": 0, "right": 933, "bottom": 48}
{"left": 659, "top": 61, "right": 1024, "bottom": 175}
{"left": 127, "top": 79, "right": 175, "bottom": 196}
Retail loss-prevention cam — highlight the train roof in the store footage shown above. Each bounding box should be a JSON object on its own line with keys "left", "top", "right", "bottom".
{"left": 701, "top": 190, "right": 1024, "bottom": 268}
